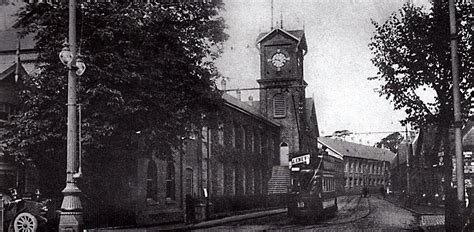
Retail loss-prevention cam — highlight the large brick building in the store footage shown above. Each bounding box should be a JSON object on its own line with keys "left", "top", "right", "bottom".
{"left": 132, "top": 92, "right": 281, "bottom": 225}
{"left": 0, "top": 4, "right": 320, "bottom": 227}
{"left": 318, "top": 137, "right": 395, "bottom": 195}
{"left": 135, "top": 27, "right": 319, "bottom": 225}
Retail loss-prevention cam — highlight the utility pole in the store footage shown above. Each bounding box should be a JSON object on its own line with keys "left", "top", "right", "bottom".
{"left": 447, "top": 0, "right": 465, "bottom": 230}
{"left": 405, "top": 125, "right": 410, "bottom": 196}
{"left": 58, "top": 0, "right": 83, "bottom": 230}
{"left": 448, "top": 0, "right": 464, "bottom": 207}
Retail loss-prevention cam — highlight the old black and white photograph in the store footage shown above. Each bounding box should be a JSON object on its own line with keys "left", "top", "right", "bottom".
{"left": 0, "top": 0, "right": 473, "bottom": 231}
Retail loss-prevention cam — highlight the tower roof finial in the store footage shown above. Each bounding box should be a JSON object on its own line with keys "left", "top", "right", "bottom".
{"left": 270, "top": 0, "right": 274, "bottom": 30}
{"left": 15, "top": 34, "right": 21, "bottom": 83}
{"left": 280, "top": 9, "right": 283, "bottom": 29}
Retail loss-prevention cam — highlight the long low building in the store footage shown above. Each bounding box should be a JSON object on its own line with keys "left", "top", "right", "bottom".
{"left": 318, "top": 137, "right": 396, "bottom": 195}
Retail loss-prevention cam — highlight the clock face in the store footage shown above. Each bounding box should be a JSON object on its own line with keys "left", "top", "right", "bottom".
{"left": 269, "top": 49, "right": 290, "bottom": 71}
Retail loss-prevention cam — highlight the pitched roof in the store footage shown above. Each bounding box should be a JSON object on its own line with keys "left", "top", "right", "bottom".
{"left": 256, "top": 29, "right": 305, "bottom": 43}
{"left": 305, "top": 98, "right": 316, "bottom": 122}
{"left": 256, "top": 29, "right": 307, "bottom": 53}
{"left": 222, "top": 93, "right": 279, "bottom": 127}
{"left": 318, "top": 137, "right": 396, "bottom": 162}
{"left": 0, "top": 29, "right": 36, "bottom": 52}
{"left": 305, "top": 97, "right": 319, "bottom": 136}
{"left": 0, "top": 63, "right": 26, "bottom": 82}
{"left": 463, "top": 121, "right": 474, "bottom": 147}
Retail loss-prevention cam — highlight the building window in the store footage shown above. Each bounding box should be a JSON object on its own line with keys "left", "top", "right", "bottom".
{"left": 218, "top": 122, "right": 224, "bottom": 145}
{"left": 345, "top": 162, "right": 349, "bottom": 172}
{"left": 0, "top": 102, "right": 15, "bottom": 121}
{"left": 224, "top": 163, "right": 236, "bottom": 195}
{"left": 184, "top": 168, "right": 193, "bottom": 196}
{"left": 273, "top": 94, "right": 286, "bottom": 118}
{"left": 166, "top": 162, "right": 175, "bottom": 200}
{"left": 231, "top": 123, "right": 236, "bottom": 148}
{"left": 242, "top": 126, "right": 246, "bottom": 150}
{"left": 256, "top": 132, "right": 261, "bottom": 154}
{"left": 270, "top": 138, "right": 274, "bottom": 159}
{"left": 146, "top": 160, "right": 158, "bottom": 202}
{"left": 251, "top": 130, "right": 255, "bottom": 153}
{"left": 0, "top": 103, "right": 8, "bottom": 120}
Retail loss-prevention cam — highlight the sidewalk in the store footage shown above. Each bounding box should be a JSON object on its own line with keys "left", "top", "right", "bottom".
{"left": 384, "top": 194, "right": 444, "bottom": 215}
{"left": 382, "top": 194, "right": 445, "bottom": 231}
{"left": 89, "top": 195, "right": 364, "bottom": 231}
{"left": 87, "top": 208, "right": 287, "bottom": 232}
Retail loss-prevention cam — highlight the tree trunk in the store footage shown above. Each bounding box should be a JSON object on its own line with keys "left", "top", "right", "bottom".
{"left": 442, "top": 125, "right": 463, "bottom": 231}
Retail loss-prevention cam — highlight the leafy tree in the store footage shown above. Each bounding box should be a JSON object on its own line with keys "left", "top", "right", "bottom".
{"left": 369, "top": 2, "right": 473, "bottom": 129}
{"left": 375, "top": 132, "right": 404, "bottom": 153}
{"left": 369, "top": 2, "right": 472, "bottom": 230}
{"left": 330, "top": 129, "right": 353, "bottom": 139}
{"left": 2, "top": 2, "right": 227, "bottom": 199}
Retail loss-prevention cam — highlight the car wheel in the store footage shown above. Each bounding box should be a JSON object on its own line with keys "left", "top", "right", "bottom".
{"left": 12, "top": 212, "right": 38, "bottom": 232}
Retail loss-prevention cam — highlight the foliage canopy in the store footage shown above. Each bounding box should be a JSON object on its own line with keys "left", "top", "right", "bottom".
{"left": 375, "top": 132, "right": 404, "bottom": 153}
{"left": 369, "top": 2, "right": 473, "bottom": 128}
{"left": 2, "top": 2, "right": 227, "bottom": 196}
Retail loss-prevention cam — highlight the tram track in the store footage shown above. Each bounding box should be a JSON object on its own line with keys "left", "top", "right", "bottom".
{"left": 216, "top": 195, "right": 375, "bottom": 231}
{"left": 269, "top": 196, "right": 374, "bottom": 230}
{"left": 317, "top": 195, "right": 373, "bottom": 226}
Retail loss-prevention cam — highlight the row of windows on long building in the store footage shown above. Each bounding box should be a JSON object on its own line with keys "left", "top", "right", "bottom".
{"left": 144, "top": 122, "right": 277, "bottom": 203}
{"left": 344, "top": 160, "right": 387, "bottom": 175}
{"left": 145, "top": 159, "right": 268, "bottom": 201}
{"left": 344, "top": 177, "right": 385, "bottom": 188}
{"left": 204, "top": 123, "right": 277, "bottom": 155}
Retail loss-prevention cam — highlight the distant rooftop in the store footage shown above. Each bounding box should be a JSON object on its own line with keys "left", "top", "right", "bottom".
{"left": 318, "top": 137, "right": 396, "bottom": 162}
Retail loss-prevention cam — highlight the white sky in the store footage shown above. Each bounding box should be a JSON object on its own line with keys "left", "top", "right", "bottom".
{"left": 1, "top": 0, "right": 432, "bottom": 145}
{"left": 216, "top": 0, "right": 431, "bottom": 145}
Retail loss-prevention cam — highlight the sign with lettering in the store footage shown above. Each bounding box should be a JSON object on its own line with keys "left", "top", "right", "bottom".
{"left": 291, "top": 154, "right": 310, "bottom": 166}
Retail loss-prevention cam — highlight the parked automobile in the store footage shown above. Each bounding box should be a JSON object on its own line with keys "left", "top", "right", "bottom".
{"left": 2, "top": 188, "right": 51, "bottom": 232}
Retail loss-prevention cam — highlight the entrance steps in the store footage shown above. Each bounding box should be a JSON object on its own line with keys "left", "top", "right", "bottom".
{"left": 267, "top": 166, "right": 290, "bottom": 194}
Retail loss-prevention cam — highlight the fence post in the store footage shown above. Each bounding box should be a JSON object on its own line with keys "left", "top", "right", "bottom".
{"left": 1, "top": 193, "right": 4, "bottom": 232}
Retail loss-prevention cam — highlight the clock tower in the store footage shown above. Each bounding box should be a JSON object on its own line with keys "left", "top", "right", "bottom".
{"left": 256, "top": 28, "right": 309, "bottom": 166}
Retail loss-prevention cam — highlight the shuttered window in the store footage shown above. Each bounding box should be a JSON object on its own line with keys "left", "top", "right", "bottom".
{"left": 273, "top": 94, "right": 286, "bottom": 118}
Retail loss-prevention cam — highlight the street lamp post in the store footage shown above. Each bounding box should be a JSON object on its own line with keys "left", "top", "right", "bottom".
{"left": 58, "top": 0, "right": 84, "bottom": 231}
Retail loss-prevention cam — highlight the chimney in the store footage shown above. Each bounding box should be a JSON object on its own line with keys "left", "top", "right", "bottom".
{"left": 236, "top": 89, "right": 241, "bottom": 101}
{"left": 221, "top": 79, "right": 226, "bottom": 91}
{"left": 248, "top": 96, "right": 253, "bottom": 106}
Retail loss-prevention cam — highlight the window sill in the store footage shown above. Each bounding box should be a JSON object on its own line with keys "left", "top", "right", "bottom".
{"left": 165, "top": 197, "right": 177, "bottom": 205}
{"left": 146, "top": 198, "right": 159, "bottom": 206}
